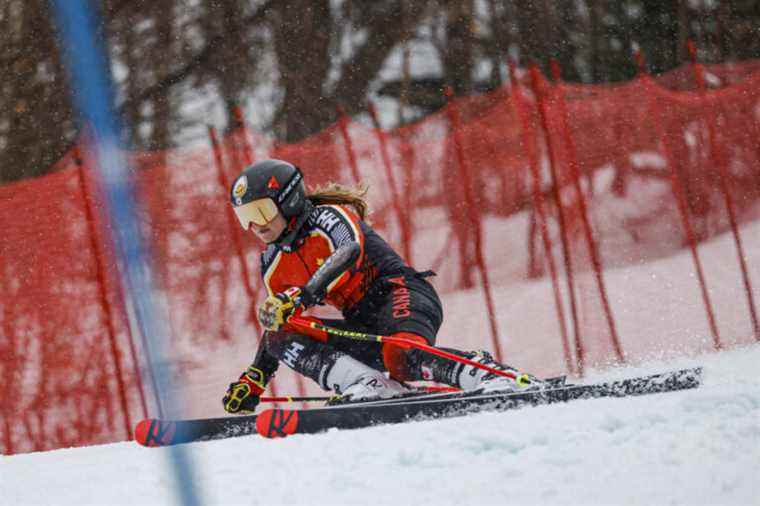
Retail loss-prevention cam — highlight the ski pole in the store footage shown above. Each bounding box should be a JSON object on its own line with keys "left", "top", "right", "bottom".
{"left": 287, "top": 316, "right": 521, "bottom": 382}
{"left": 260, "top": 395, "right": 338, "bottom": 403}
{"left": 260, "top": 385, "right": 460, "bottom": 403}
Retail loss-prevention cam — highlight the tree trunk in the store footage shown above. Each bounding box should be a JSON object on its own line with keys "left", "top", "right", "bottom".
{"left": 444, "top": 0, "right": 474, "bottom": 95}
{"left": 0, "top": 0, "right": 73, "bottom": 183}
{"left": 270, "top": 0, "right": 332, "bottom": 142}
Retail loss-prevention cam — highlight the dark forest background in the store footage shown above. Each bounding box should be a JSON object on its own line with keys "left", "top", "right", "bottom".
{"left": 2, "top": 0, "right": 759, "bottom": 183}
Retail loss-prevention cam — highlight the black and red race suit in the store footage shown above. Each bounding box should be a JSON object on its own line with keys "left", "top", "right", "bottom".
{"left": 248, "top": 203, "right": 444, "bottom": 389}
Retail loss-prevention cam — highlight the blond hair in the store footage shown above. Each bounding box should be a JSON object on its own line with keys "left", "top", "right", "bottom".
{"left": 307, "top": 182, "right": 369, "bottom": 220}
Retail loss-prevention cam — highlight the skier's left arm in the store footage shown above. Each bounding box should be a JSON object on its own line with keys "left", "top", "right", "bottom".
{"left": 302, "top": 206, "right": 364, "bottom": 306}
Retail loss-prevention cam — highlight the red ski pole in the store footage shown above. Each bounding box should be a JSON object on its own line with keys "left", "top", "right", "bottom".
{"left": 288, "top": 316, "right": 526, "bottom": 383}
{"left": 260, "top": 385, "right": 460, "bottom": 404}
{"left": 260, "top": 395, "right": 338, "bottom": 403}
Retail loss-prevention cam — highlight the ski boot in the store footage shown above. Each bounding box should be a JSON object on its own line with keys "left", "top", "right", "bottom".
{"left": 326, "top": 355, "right": 408, "bottom": 404}
{"left": 340, "top": 372, "right": 408, "bottom": 402}
{"left": 458, "top": 351, "right": 544, "bottom": 393}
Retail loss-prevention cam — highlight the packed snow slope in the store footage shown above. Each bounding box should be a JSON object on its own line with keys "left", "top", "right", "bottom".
{"left": 2, "top": 343, "right": 759, "bottom": 506}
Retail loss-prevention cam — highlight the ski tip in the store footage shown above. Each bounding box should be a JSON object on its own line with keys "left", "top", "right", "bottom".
{"left": 134, "top": 419, "right": 152, "bottom": 446}
{"left": 255, "top": 409, "right": 299, "bottom": 439}
{"left": 134, "top": 419, "right": 176, "bottom": 447}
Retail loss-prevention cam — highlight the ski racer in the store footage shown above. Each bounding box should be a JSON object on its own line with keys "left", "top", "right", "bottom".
{"left": 222, "top": 159, "right": 536, "bottom": 414}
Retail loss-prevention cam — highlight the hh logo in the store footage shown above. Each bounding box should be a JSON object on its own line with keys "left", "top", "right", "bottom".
{"left": 284, "top": 342, "right": 305, "bottom": 368}
{"left": 388, "top": 276, "right": 411, "bottom": 318}
{"left": 315, "top": 210, "right": 340, "bottom": 231}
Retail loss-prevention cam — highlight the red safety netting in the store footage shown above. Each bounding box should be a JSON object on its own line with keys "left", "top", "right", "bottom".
{"left": 0, "top": 151, "right": 144, "bottom": 454}
{"left": 2, "top": 58, "right": 759, "bottom": 454}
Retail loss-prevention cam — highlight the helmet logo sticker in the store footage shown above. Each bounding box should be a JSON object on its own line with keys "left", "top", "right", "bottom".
{"left": 267, "top": 175, "right": 280, "bottom": 190}
{"left": 233, "top": 176, "right": 248, "bottom": 200}
{"left": 278, "top": 172, "right": 302, "bottom": 204}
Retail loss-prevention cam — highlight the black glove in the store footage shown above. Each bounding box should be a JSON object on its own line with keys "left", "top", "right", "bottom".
{"left": 222, "top": 366, "right": 267, "bottom": 414}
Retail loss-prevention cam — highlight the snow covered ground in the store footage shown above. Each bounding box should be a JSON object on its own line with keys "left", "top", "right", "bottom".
{"left": 2, "top": 343, "right": 759, "bottom": 506}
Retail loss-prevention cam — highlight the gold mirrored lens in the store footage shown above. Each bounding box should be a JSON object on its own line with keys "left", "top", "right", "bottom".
{"left": 233, "top": 198, "right": 279, "bottom": 229}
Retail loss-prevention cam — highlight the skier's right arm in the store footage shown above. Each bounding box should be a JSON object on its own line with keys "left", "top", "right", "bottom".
{"left": 222, "top": 341, "right": 279, "bottom": 414}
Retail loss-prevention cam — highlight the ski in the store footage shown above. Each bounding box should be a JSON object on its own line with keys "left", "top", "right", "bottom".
{"left": 134, "top": 367, "right": 701, "bottom": 446}
{"left": 134, "top": 413, "right": 260, "bottom": 447}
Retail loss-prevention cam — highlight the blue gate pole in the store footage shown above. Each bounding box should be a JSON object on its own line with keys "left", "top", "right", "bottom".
{"left": 49, "top": 2, "right": 202, "bottom": 505}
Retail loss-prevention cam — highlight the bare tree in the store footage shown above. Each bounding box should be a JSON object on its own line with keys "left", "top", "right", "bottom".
{"left": 0, "top": 0, "right": 74, "bottom": 182}
{"left": 268, "top": 0, "right": 433, "bottom": 142}
{"left": 3, "top": 0, "right": 760, "bottom": 183}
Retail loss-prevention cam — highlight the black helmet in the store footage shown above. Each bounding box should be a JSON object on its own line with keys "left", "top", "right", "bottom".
{"left": 230, "top": 159, "right": 306, "bottom": 229}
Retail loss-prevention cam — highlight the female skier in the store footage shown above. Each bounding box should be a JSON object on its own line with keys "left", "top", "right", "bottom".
{"left": 222, "top": 159, "right": 534, "bottom": 414}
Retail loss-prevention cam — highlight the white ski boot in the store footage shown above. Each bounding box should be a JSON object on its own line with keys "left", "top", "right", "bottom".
{"left": 340, "top": 373, "right": 408, "bottom": 401}
{"left": 458, "top": 351, "right": 542, "bottom": 393}
{"left": 326, "top": 355, "right": 408, "bottom": 401}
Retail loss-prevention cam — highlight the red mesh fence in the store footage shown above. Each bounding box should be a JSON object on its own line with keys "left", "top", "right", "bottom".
{"left": 2, "top": 58, "right": 759, "bottom": 454}
{"left": 0, "top": 152, "right": 144, "bottom": 454}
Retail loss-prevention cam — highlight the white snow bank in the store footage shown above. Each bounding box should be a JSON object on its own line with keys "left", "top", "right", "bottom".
{"left": 2, "top": 343, "right": 759, "bottom": 506}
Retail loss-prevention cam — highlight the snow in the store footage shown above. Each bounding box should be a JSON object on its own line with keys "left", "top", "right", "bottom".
{"left": 2, "top": 344, "right": 759, "bottom": 506}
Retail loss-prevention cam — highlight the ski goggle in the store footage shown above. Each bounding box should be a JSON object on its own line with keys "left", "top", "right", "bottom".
{"left": 233, "top": 197, "right": 279, "bottom": 229}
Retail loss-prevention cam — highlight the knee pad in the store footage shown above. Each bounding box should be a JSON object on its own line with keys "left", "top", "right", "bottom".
{"left": 382, "top": 332, "right": 428, "bottom": 381}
